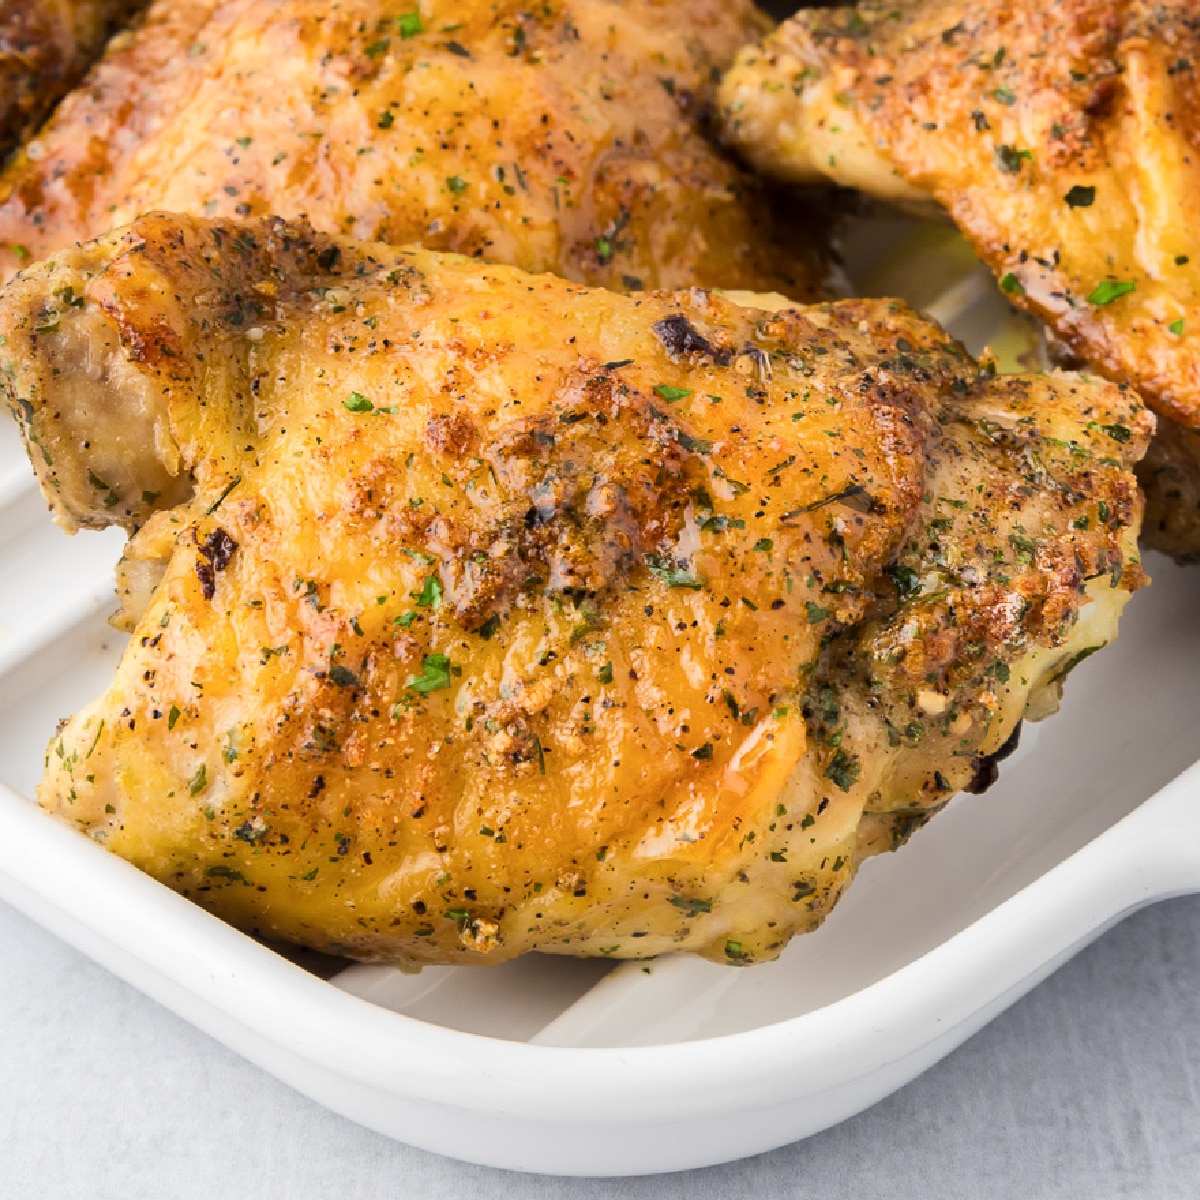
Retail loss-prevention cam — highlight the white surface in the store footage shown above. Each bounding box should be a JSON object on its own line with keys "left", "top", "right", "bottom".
{"left": 4, "top": 232, "right": 1200, "bottom": 1176}
{"left": 3, "top": 892, "right": 1199, "bottom": 1197}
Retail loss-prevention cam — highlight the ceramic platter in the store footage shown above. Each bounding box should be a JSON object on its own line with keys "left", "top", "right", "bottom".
{"left": 2, "top": 221, "right": 1198, "bottom": 1176}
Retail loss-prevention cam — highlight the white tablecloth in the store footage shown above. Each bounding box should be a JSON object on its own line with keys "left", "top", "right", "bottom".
{"left": 3, "top": 893, "right": 1199, "bottom": 1199}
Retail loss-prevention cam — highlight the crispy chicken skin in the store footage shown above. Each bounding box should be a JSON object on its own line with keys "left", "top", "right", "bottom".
{"left": 3, "top": 214, "right": 1149, "bottom": 966}
{"left": 0, "top": 0, "right": 827, "bottom": 298}
{"left": 0, "top": 0, "right": 145, "bottom": 159}
{"left": 719, "top": 1, "right": 1200, "bottom": 552}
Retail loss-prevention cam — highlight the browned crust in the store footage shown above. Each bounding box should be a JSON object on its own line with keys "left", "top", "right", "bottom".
{"left": 744, "top": 1, "right": 1200, "bottom": 431}
{"left": 0, "top": 0, "right": 146, "bottom": 159}
{"left": 0, "top": 0, "right": 829, "bottom": 296}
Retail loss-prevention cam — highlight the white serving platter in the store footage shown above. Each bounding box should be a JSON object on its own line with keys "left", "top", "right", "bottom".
{"left": 2, "top": 228, "right": 1199, "bottom": 1176}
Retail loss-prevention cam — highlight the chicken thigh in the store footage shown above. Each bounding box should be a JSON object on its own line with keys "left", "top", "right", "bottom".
{"left": 0, "top": 0, "right": 144, "bottom": 158}
{"left": 3, "top": 213, "right": 1149, "bottom": 965}
{"left": 0, "top": 0, "right": 827, "bottom": 297}
{"left": 720, "top": 0, "right": 1200, "bottom": 553}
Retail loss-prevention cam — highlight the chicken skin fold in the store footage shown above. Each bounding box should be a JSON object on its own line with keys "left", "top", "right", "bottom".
{"left": 719, "top": 0, "right": 1200, "bottom": 555}
{"left": 0, "top": 0, "right": 827, "bottom": 298}
{"left": 3, "top": 214, "right": 1150, "bottom": 966}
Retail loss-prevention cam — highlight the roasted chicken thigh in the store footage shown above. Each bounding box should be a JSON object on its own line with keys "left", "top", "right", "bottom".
{"left": 0, "top": 0, "right": 144, "bottom": 158}
{"left": 720, "top": 0, "right": 1200, "bottom": 555}
{"left": 0, "top": 0, "right": 826, "bottom": 297}
{"left": 4, "top": 214, "right": 1149, "bottom": 965}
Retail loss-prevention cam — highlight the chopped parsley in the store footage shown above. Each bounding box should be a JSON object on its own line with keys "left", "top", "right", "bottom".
{"left": 823, "top": 748, "right": 861, "bottom": 792}
{"left": 205, "top": 865, "right": 245, "bottom": 883}
{"left": 1170, "top": 318, "right": 1185, "bottom": 336}
{"left": 713, "top": 466, "right": 749, "bottom": 496}
{"left": 699, "top": 514, "right": 745, "bottom": 534}
{"left": 995, "top": 144, "right": 1032, "bottom": 173}
{"left": 344, "top": 391, "right": 374, "bottom": 412}
{"left": 999, "top": 272, "right": 1025, "bottom": 295}
{"left": 407, "top": 653, "right": 453, "bottom": 694}
{"left": 413, "top": 574, "right": 443, "bottom": 608}
{"left": 888, "top": 563, "right": 921, "bottom": 599}
{"left": 328, "top": 664, "right": 359, "bottom": 689}
{"left": 653, "top": 384, "right": 692, "bottom": 403}
{"left": 1052, "top": 644, "right": 1104, "bottom": 683}
{"left": 397, "top": 9, "right": 423, "bottom": 37}
{"left": 205, "top": 475, "right": 242, "bottom": 515}
{"left": 646, "top": 554, "right": 705, "bottom": 589}
{"left": 1087, "top": 279, "right": 1136, "bottom": 306}
{"left": 676, "top": 430, "right": 712, "bottom": 454}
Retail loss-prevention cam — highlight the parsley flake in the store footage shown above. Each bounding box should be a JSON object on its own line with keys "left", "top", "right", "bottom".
{"left": 328, "top": 664, "right": 359, "bottom": 689}
{"left": 1087, "top": 279, "right": 1136, "bottom": 306}
{"left": 995, "top": 144, "right": 1032, "bottom": 173}
{"left": 646, "top": 554, "right": 705, "bottom": 590}
{"left": 677, "top": 430, "right": 712, "bottom": 454}
{"left": 653, "top": 384, "right": 692, "bottom": 402}
{"left": 823, "top": 748, "right": 861, "bottom": 792}
{"left": 407, "top": 653, "right": 453, "bottom": 694}
{"left": 413, "top": 574, "right": 443, "bottom": 608}
{"left": 397, "top": 8, "right": 423, "bottom": 37}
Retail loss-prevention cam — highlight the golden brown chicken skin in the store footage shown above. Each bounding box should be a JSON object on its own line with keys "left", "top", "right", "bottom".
{"left": 0, "top": 0, "right": 826, "bottom": 298}
{"left": 0, "top": 0, "right": 145, "bottom": 159}
{"left": 720, "top": 1, "right": 1200, "bottom": 553}
{"left": 3, "top": 214, "right": 1149, "bottom": 966}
